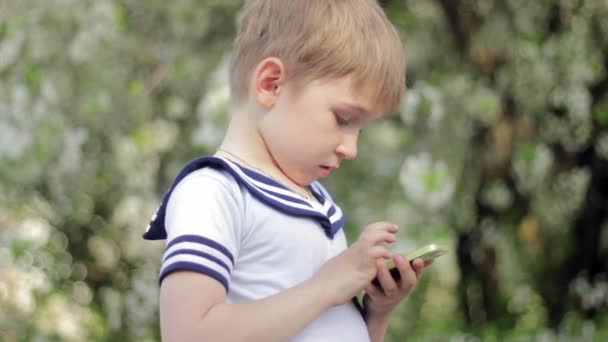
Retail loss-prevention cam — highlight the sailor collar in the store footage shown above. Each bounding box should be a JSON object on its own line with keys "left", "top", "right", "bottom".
{"left": 143, "top": 156, "right": 345, "bottom": 240}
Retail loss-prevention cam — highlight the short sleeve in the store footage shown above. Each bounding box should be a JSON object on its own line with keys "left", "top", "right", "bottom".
{"left": 160, "top": 169, "right": 242, "bottom": 292}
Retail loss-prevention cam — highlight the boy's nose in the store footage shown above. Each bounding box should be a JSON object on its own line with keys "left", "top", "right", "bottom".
{"left": 336, "top": 133, "right": 358, "bottom": 160}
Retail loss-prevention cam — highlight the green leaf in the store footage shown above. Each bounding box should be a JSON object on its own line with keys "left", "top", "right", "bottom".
{"left": 11, "top": 239, "right": 33, "bottom": 259}
{"left": 129, "top": 80, "right": 144, "bottom": 96}
{"left": 422, "top": 168, "right": 442, "bottom": 191}
{"left": 115, "top": 4, "right": 128, "bottom": 32}
{"left": 0, "top": 21, "right": 7, "bottom": 39}
{"left": 594, "top": 109, "right": 608, "bottom": 126}
{"left": 25, "top": 64, "right": 41, "bottom": 90}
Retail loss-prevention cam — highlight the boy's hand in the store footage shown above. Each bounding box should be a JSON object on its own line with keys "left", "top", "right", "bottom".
{"left": 314, "top": 222, "right": 399, "bottom": 306}
{"left": 362, "top": 256, "right": 431, "bottom": 317}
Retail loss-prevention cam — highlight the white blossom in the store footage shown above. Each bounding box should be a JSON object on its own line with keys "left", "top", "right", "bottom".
{"left": 400, "top": 153, "right": 454, "bottom": 210}
{"left": 36, "top": 294, "right": 88, "bottom": 342}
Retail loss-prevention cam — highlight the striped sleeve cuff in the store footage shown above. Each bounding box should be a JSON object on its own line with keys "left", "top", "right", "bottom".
{"left": 160, "top": 234, "right": 235, "bottom": 292}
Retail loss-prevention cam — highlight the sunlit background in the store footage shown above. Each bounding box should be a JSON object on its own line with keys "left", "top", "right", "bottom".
{"left": 1, "top": 0, "right": 608, "bottom": 341}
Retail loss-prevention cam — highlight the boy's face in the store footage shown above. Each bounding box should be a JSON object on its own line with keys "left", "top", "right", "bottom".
{"left": 257, "top": 76, "right": 382, "bottom": 186}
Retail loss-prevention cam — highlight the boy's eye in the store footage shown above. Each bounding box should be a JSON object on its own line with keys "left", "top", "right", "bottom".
{"left": 334, "top": 112, "right": 352, "bottom": 126}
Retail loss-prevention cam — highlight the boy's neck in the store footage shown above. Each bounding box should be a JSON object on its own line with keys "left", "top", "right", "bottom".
{"left": 217, "top": 106, "right": 304, "bottom": 190}
{"left": 218, "top": 109, "right": 270, "bottom": 167}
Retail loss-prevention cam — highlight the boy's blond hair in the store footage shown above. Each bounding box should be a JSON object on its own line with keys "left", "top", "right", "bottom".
{"left": 230, "top": 0, "right": 406, "bottom": 114}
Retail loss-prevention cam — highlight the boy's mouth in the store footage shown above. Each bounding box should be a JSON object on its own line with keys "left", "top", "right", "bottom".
{"left": 319, "top": 165, "right": 336, "bottom": 176}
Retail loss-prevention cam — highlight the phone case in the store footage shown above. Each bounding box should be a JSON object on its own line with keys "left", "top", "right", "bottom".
{"left": 371, "top": 244, "right": 447, "bottom": 287}
{"left": 384, "top": 244, "right": 447, "bottom": 269}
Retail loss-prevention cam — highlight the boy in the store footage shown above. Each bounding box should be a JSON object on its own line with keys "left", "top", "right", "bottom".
{"left": 144, "top": 0, "right": 431, "bottom": 341}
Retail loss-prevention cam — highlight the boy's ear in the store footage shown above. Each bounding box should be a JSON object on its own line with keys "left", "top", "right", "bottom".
{"left": 252, "top": 57, "right": 286, "bottom": 108}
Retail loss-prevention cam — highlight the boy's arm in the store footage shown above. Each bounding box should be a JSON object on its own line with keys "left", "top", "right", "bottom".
{"left": 160, "top": 270, "right": 334, "bottom": 342}
{"left": 160, "top": 221, "right": 399, "bottom": 341}
{"left": 365, "top": 312, "right": 391, "bottom": 342}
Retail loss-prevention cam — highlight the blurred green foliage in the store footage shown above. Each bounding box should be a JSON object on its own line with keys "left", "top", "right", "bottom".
{"left": 1, "top": 0, "right": 607, "bottom": 341}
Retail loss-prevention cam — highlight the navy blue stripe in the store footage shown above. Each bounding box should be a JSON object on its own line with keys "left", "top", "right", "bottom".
{"left": 236, "top": 165, "right": 320, "bottom": 207}
{"left": 264, "top": 190, "right": 310, "bottom": 206}
{"left": 219, "top": 166, "right": 326, "bottom": 218}
{"left": 332, "top": 216, "right": 345, "bottom": 236}
{"left": 326, "top": 205, "right": 336, "bottom": 218}
{"left": 236, "top": 165, "right": 282, "bottom": 186}
{"left": 334, "top": 215, "right": 345, "bottom": 227}
{"left": 164, "top": 248, "right": 231, "bottom": 273}
{"left": 256, "top": 194, "right": 328, "bottom": 220}
{"left": 167, "top": 235, "right": 234, "bottom": 266}
{"left": 309, "top": 185, "right": 325, "bottom": 204}
{"left": 230, "top": 160, "right": 323, "bottom": 206}
{"left": 256, "top": 186, "right": 310, "bottom": 205}
{"left": 231, "top": 163, "right": 312, "bottom": 205}
{"left": 160, "top": 261, "right": 229, "bottom": 292}
{"left": 315, "top": 182, "right": 334, "bottom": 206}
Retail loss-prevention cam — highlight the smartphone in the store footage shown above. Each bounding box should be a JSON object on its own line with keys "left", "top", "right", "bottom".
{"left": 371, "top": 244, "right": 447, "bottom": 287}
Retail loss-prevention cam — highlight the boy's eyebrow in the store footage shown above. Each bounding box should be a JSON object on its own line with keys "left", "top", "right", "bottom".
{"left": 336, "top": 103, "right": 372, "bottom": 117}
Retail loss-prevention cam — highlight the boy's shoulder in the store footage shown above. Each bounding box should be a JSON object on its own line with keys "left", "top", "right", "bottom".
{"left": 144, "top": 156, "right": 244, "bottom": 240}
{"left": 175, "top": 163, "right": 242, "bottom": 196}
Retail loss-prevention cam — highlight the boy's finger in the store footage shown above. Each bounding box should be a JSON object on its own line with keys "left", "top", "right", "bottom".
{"left": 376, "top": 259, "right": 399, "bottom": 295}
{"left": 371, "top": 231, "right": 397, "bottom": 245}
{"left": 361, "top": 230, "right": 396, "bottom": 246}
{"left": 368, "top": 245, "right": 392, "bottom": 260}
{"left": 365, "top": 283, "right": 383, "bottom": 297}
{"left": 396, "top": 255, "right": 417, "bottom": 290}
{"left": 411, "top": 258, "right": 425, "bottom": 278}
{"left": 364, "top": 221, "right": 399, "bottom": 234}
